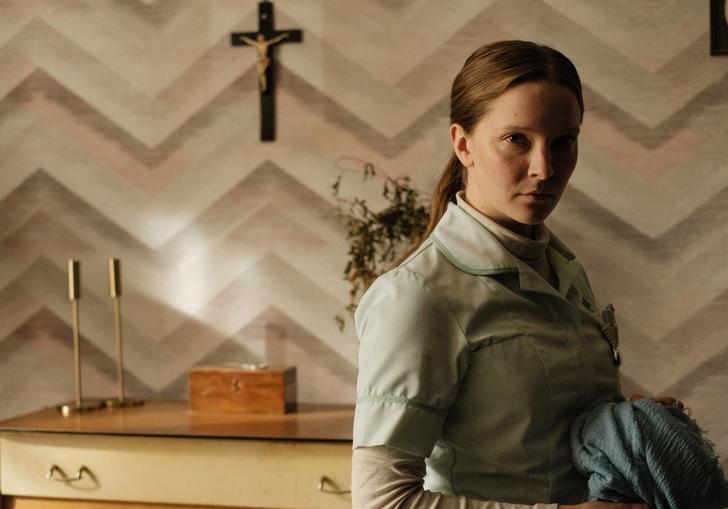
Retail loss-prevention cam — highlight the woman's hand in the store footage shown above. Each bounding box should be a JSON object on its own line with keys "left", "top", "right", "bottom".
{"left": 559, "top": 503, "right": 650, "bottom": 508}
{"left": 628, "top": 393, "right": 685, "bottom": 411}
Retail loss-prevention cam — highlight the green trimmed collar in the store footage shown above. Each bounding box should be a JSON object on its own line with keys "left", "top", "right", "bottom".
{"left": 430, "top": 202, "right": 579, "bottom": 297}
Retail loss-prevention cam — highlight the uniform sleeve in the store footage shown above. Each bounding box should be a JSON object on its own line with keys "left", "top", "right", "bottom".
{"left": 352, "top": 446, "right": 558, "bottom": 509}
{"left": 353, "top": 268, "right": 470, "bottom": 458}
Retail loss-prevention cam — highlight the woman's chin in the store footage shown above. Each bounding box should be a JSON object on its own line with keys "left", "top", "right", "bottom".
{"left": 513, "top": 206, "right": 557, "bottom": 226}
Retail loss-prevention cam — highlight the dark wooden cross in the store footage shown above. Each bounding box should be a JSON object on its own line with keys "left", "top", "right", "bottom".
{"left": 231, "top": 1, "right": 302, "bottom": 141}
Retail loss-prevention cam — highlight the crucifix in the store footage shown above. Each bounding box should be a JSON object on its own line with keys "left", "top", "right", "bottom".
{"left": 231, "top": 1, "right": 302, "bottom": 141}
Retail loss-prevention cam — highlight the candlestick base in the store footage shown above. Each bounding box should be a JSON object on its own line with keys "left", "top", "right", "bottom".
{"left": 102, "top": 397, "right": 145, "bottom": 409}
{"left": 56, "top": 399, "right": 107, "bottom": 417}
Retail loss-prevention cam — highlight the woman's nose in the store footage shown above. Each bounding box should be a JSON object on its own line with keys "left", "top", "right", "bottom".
{"left": 528, "top": 149, "right": 553, "bottom": 180}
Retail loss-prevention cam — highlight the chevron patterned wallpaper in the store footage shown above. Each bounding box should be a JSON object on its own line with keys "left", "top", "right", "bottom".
{"left": 1, "top": 0, "right": 727, "bottom": 470}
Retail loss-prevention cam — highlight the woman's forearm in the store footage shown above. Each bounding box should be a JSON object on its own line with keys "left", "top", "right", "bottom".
{"left": 352, "top": 446, "right": 557, "bottom": 509}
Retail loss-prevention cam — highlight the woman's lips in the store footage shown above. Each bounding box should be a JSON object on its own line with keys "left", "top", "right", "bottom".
{"left": 518, "top": 192, "right": 554, "bottom": 201}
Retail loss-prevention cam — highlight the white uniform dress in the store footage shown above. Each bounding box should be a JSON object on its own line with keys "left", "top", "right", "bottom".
{"left": 353, "top": 191, "right": 622, "bottom": 506}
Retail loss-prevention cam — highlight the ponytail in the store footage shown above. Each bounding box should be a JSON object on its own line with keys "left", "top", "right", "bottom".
{"left": 388, "top": 153, "right": 465, "bottom": 269}
{"left": 427, "top": 153, "right": 466, "bottom": 234}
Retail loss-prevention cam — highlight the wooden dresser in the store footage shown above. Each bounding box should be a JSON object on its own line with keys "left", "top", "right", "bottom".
{"left": 0, "top": 401, "right": 353, "bottom": 509}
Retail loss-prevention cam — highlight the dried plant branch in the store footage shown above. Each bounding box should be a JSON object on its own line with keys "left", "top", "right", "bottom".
{"left": 332, "top": 162, "right": 429, "bottom": 331}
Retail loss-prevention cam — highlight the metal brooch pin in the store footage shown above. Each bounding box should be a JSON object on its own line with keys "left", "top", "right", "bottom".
{"left": 601, "top": 303, "right": 621, "bottom": 367}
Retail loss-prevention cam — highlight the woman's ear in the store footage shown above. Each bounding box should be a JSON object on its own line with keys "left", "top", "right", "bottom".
{"left": 450, "top": 123, "right": 473, "bottom": 168}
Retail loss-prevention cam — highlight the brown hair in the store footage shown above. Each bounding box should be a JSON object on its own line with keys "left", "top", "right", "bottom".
{"left": 392, "top": 40, "right": 584, "bottom": 268}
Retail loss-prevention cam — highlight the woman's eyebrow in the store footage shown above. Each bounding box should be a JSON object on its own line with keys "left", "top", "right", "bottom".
{"left": 500, "top": 125, "right": 581, "bottom": 134}
{"left": 500, "top": 125, "right": 530, "bottom": 132}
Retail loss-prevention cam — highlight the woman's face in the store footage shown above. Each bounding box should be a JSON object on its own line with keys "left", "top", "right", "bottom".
{"left": 451, "top": 81, "right": 582, "bottom": 237}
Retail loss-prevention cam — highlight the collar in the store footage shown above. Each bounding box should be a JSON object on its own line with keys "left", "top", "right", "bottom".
{"left": 455, "top": 191, "right": 550, "bottom": 261}
{"left": 430, "top": 201, "right": 579, "bottom": 297}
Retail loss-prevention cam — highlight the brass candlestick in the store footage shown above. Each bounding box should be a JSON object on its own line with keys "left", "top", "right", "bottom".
{"left": 57, "top": 260, "right": 104, "bottom": 416}
{"left": 69, "top": 260, "right": 81, "bottom": 408}
{"left": 103, "top": 258, "right": 143, "bottom": 409}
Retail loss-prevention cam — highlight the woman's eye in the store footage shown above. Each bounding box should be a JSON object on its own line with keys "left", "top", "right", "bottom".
{"left": 505, "top": 133, "right": 527, "bottom": 144}
{"left": 553, "top": 135, "right": 577, "bottom": 147}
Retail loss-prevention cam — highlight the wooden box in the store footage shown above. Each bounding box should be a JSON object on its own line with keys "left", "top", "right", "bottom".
{"left": 189, "top": 365, "right": 297, "bottom": 414}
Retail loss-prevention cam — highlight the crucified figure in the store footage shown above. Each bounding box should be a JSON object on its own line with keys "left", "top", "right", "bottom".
{"left": 239, "top": 33, "right": 290, "bottom": 93}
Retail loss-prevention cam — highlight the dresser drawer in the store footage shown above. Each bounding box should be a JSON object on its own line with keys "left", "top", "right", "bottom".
{"left": 0, "top": 433, "right": 352, "bottom": 508}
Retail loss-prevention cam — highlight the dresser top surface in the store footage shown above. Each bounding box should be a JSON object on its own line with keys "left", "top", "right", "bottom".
{"left": 0, "top": 401, "right": 354, "bottom": 442}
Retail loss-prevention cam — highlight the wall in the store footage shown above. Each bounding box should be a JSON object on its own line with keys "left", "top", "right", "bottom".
{"left": 1, "top": 0, "right": 727, "bottom": 467}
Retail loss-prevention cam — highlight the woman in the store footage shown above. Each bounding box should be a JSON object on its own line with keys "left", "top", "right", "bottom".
{"left": 351, "top": 41, "right": 651, "bottom": 509}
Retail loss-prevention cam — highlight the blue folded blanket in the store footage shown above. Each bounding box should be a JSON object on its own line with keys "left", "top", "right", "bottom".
{"left": 571, "top": 396, "right": 728, "bottom": 509}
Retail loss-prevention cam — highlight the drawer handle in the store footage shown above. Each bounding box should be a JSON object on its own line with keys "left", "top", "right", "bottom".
{"left": 317, "top": 475, "right": 351, "bottom": 495}
{"left": 46, "top": 464, "right": 92, "bottom": 482}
